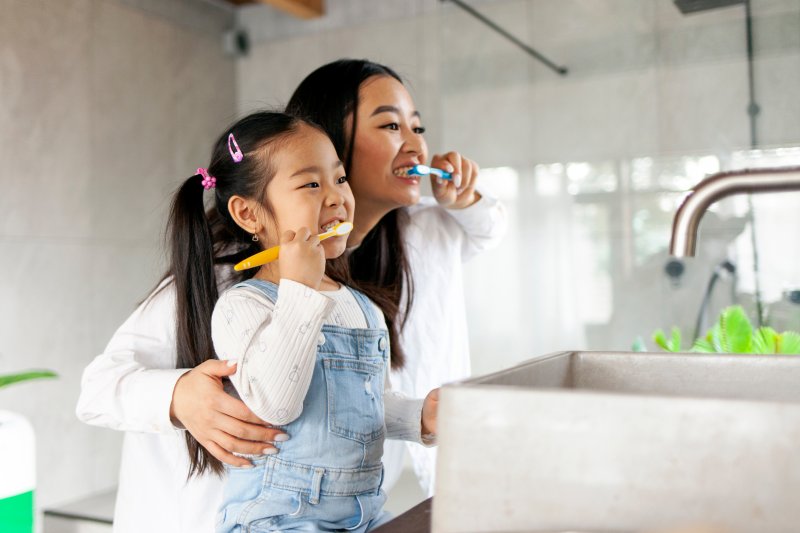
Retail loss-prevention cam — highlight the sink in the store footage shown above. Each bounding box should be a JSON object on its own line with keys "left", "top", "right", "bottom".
{"left": 433, "top": 351, "right": 800, "bottom": 533}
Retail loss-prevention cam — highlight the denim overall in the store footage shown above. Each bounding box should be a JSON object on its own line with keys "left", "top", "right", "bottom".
{"left": 216, "top": 279, "right": 391, "bottom": 533}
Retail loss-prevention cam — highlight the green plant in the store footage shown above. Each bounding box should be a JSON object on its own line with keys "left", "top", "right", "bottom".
{"left": 651, "top": 305, "right": 800, "bottom": 354}
{"left": 0, "top": 370, "right": 57, "bottom": 389}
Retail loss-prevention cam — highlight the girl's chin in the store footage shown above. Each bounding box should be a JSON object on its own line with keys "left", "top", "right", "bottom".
{"left": 323, "top": 240, "right": 347, "bottom": 259}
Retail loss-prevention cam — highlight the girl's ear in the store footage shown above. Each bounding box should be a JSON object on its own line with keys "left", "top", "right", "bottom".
{"left": 227, "top": 195, "right": 263, "bottom": 235}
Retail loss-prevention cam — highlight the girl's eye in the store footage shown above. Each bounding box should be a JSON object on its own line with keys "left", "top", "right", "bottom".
{"left": 414, "top": 126, "right": 426, "bottom": 134}
{"left": 302, "top": 182, "right": 320, "bottom": 189}
{"left": 382, "top": 123, "right": 400, "bottom": 131}
{"left": 337, "top": 175, "right": 349, "bottom": 184}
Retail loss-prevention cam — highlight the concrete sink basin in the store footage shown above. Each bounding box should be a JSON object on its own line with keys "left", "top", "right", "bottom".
{"left": 433, "top": 351, "right": 800, "bottom": 533}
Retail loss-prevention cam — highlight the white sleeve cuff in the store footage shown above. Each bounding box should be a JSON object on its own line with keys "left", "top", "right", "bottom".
{"left": 384, "top": 391, "right": 435, "bottom": 447}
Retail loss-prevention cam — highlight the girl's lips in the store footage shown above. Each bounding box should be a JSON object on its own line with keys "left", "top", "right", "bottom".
{"left": 320, "top": 219, "right": 344, "bottom": 232}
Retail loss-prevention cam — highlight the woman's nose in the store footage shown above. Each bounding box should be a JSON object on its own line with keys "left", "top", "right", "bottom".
{"left": 401, "top": 126, "right": 425, "bottom": 156}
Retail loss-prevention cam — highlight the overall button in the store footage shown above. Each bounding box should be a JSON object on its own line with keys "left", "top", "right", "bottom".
{"left": 317, "top": 333, "right": 326, "bottom": 346}
{"left": 378, "top": 336, "right": 387, "bottom": 351}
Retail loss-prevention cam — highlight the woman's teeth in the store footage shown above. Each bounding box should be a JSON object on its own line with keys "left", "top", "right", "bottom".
{"left": 322, "top": 220, "right": 341, "bottom": 231}
{"left": 393, "top": 166, "right": 417, "bottom": 179}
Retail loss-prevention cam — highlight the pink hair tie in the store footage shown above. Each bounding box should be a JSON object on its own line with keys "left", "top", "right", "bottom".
{"left": 228, "top": 133, "right": 243, "bottom": 163}
{"left": 198, "top": 167, "right": 216, "bottom": 190}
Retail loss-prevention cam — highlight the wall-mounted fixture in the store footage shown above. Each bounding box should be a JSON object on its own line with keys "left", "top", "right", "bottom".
{"left": 670, "top": 167, "right": 800, "bottom": 258}
{"left": 441, "top": 0, "right": 568, "bottom": 76}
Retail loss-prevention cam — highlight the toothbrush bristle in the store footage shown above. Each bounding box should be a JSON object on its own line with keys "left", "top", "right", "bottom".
{"left": 408, "top": 164, "right": 429, "bottom": 176}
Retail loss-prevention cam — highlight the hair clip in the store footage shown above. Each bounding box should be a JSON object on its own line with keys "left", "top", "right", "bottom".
{"left": 228, "top": 133, "right": 243, "bottom": 163}
{"left": 197, "top": 167, "right": 216, "bottom": 190}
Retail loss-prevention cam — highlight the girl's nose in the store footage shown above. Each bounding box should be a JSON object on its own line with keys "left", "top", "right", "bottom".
{"left": 324, "top": 187, "right": 346, "bottom": 206}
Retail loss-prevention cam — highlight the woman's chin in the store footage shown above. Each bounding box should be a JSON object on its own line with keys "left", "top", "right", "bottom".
{"left": 391, "top": 184, "right": 421, "bottom": 207}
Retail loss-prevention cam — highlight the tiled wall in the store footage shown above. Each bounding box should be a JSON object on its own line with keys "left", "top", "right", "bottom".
{"left": 0, "top": 0, "right": 236, "bottom": 512}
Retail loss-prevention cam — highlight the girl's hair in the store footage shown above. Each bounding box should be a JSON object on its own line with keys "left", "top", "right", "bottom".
{"left": 286, "top": 59, "right": 413, "bottom": 370}
{"left": 164, "top": 111, "right": 335, "bottom": 477}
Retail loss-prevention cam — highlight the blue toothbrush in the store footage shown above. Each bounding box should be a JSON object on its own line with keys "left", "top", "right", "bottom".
{"left": 407, "top": 164, "right": 453, "bottom": 181}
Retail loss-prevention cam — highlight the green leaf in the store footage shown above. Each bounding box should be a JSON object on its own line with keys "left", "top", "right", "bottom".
{"left": 653, "top": 329, "right": 670, "bottom": 351}
{"left": 777, "top": 332, "right": 800, "bottom": 355}
{"left": 0, "top": 370, "right": 58, "bottom": 389}
{"left": 753, "top": 327, "right": 779, "bottom": 354}
{"left": 708, "top": 323, "right": 725, "bottom": 352}
{"left": 717, "top": 306, "right": 753, "bottom": 353}
{"left": 670, "top": 327, "right": 682, "bottom": 352}
{"left": 691, "top": 337, "right": 716, "bottom": 353}
{"left": 631, "top": 336, "right": 648, "bottom": 352}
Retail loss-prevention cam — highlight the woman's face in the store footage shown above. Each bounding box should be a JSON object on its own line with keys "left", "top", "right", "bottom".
{"left": 347, "top": 75, "right": 429, "bottom": 215}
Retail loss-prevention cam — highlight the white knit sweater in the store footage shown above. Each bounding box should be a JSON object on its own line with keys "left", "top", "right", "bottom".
{"left": 211, "top": 278, "right": 426, "bottom": 443}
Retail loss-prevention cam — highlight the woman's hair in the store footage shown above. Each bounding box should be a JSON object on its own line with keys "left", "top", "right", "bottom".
{"left": 286, "top": 59, "right": 414, "bottom": 370}
{"left": 164, "top": 111, "right": 334, "bottom": 477}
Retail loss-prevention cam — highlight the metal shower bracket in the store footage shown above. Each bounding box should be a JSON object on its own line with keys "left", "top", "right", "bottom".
{"left": 441, "top": 0, "right": 568, "bottom": 76}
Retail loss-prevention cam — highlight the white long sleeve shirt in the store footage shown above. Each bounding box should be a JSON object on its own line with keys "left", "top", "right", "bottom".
{"left": 383, "top": 193, "right": 507, "bottom": 495}
{"left": 76, "top": 192, "right": 506, "bottom": 532}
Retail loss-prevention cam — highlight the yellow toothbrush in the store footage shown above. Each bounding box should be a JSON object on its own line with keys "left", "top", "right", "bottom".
{"left": 233, "top": 222, "right": 354, "bottom": 271}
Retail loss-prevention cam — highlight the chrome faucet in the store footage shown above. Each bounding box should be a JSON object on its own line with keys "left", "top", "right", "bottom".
{"left": 670, "top": 166, "right": 800, "bottom": 257}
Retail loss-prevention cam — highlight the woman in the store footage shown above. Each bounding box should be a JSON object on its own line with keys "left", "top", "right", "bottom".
{"left": 76, "top": 59, "right": 505, "bottom": 533}
{"left": 285, "top": 60, "right": 506, "bottom": 493}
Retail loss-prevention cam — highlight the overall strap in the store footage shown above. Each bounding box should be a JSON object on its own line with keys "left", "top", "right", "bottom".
{"left": 233, "top": 278, "right": 279, "bottom": 303}
{"left": 346, "top": 287, "right": 382, "bottom": 330}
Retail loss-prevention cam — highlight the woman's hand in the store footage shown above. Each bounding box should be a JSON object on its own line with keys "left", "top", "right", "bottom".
{"left": 430, "top": 151, "right": 481, "bottom": 209}
{"left": 421, "top": 388, "right": 440, "bottom": 437}
{"left": 276, "top": 227, "right": 326, "bottom": 290}
{"left": 170, "top": 359, "right": 288, "bottom": 467}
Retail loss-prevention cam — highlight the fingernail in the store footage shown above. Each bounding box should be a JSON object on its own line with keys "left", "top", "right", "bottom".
{"left": 436, "top": 177, "right": 444, "bottom": 186}
{"left": 273, "top": 433, "right": 290, "bottom": 442}
{"left": 226, "top": 359, "right": 237, "bottom": 367}
{"left": 454, "top": 174, "right": 462, "bottom": 188}
{"left": 263, "top": 447, "right": 279, "bottom": 455}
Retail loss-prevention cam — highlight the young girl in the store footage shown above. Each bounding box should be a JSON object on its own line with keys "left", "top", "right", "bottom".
{"left": 166, "top": 111, "right": 438, "bottom": 532}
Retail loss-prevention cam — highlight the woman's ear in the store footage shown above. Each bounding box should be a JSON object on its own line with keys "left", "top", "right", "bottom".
{"left": 227, "top": 195, "right": 263, "bottom": 235}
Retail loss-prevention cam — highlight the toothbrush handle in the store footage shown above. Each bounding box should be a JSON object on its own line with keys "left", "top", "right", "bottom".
{"left": 233, "top": 230, "right": 340, "bottom": 271}
{"left": 234, "top": 246, "right": 280, "bottom": 271}
{"left": 431, "top": 167, "right": 453, "bottom": 181}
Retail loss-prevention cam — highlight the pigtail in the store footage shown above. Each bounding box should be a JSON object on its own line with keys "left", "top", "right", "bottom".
{"left": 166, "top": 173, "right": 223, "bottom": 477}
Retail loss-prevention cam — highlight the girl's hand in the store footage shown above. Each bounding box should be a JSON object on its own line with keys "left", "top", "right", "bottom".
{"left": 430, "top": 151, "right": 481, "bottom": 209}
{"left": 277, "top": 227, "right": 325, "bottom": 290}
{"left": 421, "top": 387, "right": 440, "bottom": 437}
{"left": 170, "top": 359, "right": 288, "bottom": 467}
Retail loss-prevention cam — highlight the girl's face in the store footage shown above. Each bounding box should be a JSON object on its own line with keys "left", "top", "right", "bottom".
{"left": 262, "top": 124, "right": 354, "bottom": 259}
{"left": 348, "top": 75, "right": 429, "bottom": 214}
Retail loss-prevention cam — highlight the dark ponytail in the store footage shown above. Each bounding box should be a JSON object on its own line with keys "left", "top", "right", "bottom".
{"left": 287, "top": 59, "right": 413, "bottom": 370}
{"left": 162, "top": 111, "right": 313, "bottom": 477}
{"left": 167, "top": 173, "right": 221, "bottom": 476}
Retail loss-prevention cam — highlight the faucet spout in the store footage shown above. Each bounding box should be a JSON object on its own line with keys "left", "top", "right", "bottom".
{"left": 670, "top": 166, "right": 800, "bottom": 257}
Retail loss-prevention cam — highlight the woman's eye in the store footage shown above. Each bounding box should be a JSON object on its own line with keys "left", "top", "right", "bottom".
{"left": 382, "top": 123, "right": 400, "bottom": 131}
{"left": 302, "top": 182, "right": 320, "bottom": 189}
{"left": 337, "top": 175, "right": 349, "bottom": 184}
{"left": 414, "top": 126, "right": 426, "bottom": 134}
